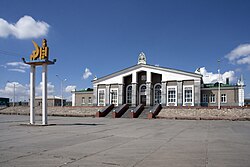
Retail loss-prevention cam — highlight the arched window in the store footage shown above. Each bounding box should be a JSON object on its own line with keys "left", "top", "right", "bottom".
{"left": 154, "top": 84, "right": 161, "bottom": 104}
{"left": 140, "top": 85, "right": 146, "bottom": 93}
{"left": 126, "top": 85, "right": 132, "bottom": 104}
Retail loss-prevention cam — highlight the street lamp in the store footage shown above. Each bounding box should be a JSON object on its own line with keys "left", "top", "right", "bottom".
{"left": 56, "top": 74, "right": 67, "bottom": 107}
{"left": 7, "top": 81, "right": 16, "bottom": 107}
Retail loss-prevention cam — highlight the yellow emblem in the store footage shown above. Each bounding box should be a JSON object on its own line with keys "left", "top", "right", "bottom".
{"left": 30, "top": 39, "right": 49, "bottom": 61}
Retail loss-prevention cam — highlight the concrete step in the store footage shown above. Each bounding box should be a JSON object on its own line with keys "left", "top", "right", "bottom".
{"left": 121, "top": 107, "right": 135, "bottom": 118}
{"left": 105, "top": 107, "right": 118, "bottom": 118}
{"left": 113, "top": 104, "right": 129, "bottom": 118}
{"left": 138, "top": 106, "right": 153, "bottom": 119}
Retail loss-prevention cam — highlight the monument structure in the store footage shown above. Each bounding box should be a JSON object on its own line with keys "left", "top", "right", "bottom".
{"left": 22, "top": 39, "right": 56, "bottom": 125}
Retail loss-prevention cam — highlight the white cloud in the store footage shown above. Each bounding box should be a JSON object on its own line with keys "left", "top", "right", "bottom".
{"left": 0, "top": 82, "right": 29, "bottom": 101}
{"left": 0, "top": 15, "right": 49, "bottom": 39}
{"left": 225, "top": 44, "right": 250, "bottom": 65}
{"left": 0, "top": 81, "right": 58, "bottom": 101}
{"left": 65, "top": 85, "right": 76, "bottom": 93}
{"left": 8, "top": 69, "right": 26, "bottom": 73}
{"left": 195, "top": 67, "right": 236, "bottom": 84}
{"left": 82, "top": 68, "right": 92, "bottom": 79}
{"left": 36, "top": 82, "right": 55, "bottom": 96}
{"left": 3, "top": 61, "right": 29, "bottom": 73}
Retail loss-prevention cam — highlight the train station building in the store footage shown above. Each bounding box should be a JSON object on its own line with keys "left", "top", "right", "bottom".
{"left": 73, "top": 52, "right": 245, "bottom": 107}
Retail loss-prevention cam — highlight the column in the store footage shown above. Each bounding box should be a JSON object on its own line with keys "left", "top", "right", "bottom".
{"left": 72, "top": 91, "right": 76, "bottom": 106}
{"left": 105, "top": 85, "right": 110, "bottom": 106}
{"left": 194, "top": 80, "right": 201, "bottom": 106}
{"left": 146, "top": 82, "right": 152, "bottom": 106}
{"left": 161, "top": 81, "right": 167, "bottom": 106}
{"left": 30, "top": 65, "right": 36, "bottom": 124}
{"left": 177, "top": 81, "right": 183, "bottom": 106}
{"left": 131, "top": 72, "right": 137, "bottom": 107}
{"left": 42, "top": 64, "right": 48, "bottom": 125}
{"left": 131, "top": 83, "right": 137, "bottom": 107}
{"left": 118, "top": 84, "right": 124, "bottom": 105}
{"left": 238, "top": 87, "right": 244, "bottom": 107}
{"left": 92, "top": 84, "right": 98, "bottom": 106}
{"left": 146, "top": 71, "right": 151, "bottom": 106}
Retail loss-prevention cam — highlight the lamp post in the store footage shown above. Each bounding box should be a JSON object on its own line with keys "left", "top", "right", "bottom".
{"left": 7, "top": 81, "right": 16, "bottom": 107}
{"left": 217, "top": 60, "right": 221, "bottom": 110}
{"left": 56, "top": 75, "right": 67, "bottom": 107}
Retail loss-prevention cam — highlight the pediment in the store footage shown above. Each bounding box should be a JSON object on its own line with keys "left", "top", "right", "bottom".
{"left": 93, "top": 64, "right": 201, "bottom": 84}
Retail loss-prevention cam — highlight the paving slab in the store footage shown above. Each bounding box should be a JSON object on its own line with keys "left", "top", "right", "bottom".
{"left": 0, "top": 115, "right": 250, "bottom": 167}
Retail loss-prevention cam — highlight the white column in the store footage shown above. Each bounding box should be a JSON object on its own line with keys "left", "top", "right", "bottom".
{"left": 146, "top": 71, "right": 151, "bottom": 106}
{"left": 146, "top": 82, "right": 151, "bottom": 106}
{"left": 72, "top": 91, "right": 76, "bottom": 106}
{"left": 30, "top": 65, "right": 36, "bottom": 124}
{"left": 161, "top": 82, "right": 167, "bottom": 106}
{"left": 131, "top": 72, "right": 137, "bottom": 106}
{"left": 93, "top": 84, "right": 98, "bottom": 106}
{"left": 177, "top": 81, "right": 183, "bottom": 106}
{"left": 118, "top": 84, "right": 124, "bottom": 105}
{"left": 42, "top": 64, "right": 48, "bottom": 125}
{"left": 238, "top": 86, "right": 244, "bottom": 107}
{"left": 194, "top": 80, "right": 201, "bottom": 106}
{"left": 131, "top": 83, "right": 137, "bottom": 106}
{"left": 105, "top": 85, "right": 110, "bottom": 106}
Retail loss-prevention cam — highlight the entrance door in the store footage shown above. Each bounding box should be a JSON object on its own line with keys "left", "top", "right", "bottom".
{"left": 140, "top": 95, "right": 146, "bottom": 105}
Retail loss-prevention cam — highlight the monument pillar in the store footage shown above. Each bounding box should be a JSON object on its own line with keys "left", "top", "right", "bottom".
{"left": 22, "top": 39, "right": 56, "bottom": 125}
{"left": 42, "top": 64, "right": 48, "bottom": 125}
{"left": 30, "top": 65, "right": 36, "bottom": 124}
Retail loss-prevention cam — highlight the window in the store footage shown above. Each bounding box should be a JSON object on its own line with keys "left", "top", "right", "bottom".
{"left": 110, "top": 89, "right": 118, "bottom": 106}
{"left": 126, "top": 85, "right": 132, "bottom": 104}
{"left": 141, "top": 75, "right": 146, "bottom": 81}
{"left": 82, "top": 97, "right": 85, "bottom": 104}
{"left": 168, "top": 88, "right": 176, "bottom": 103}
{"left": 210, "top": 94, "right": 215, "bottom": 103}
{"left": 203, "top": 94, "right": 208, "bottom": 103}
{"left": 98, "top": 89, "right": 105, "bottom": 106}
{"left": 167, "top": 86, "right": 177, "bottom": 106}
{"left": 154, "top": 84, "right": 161, "bottom": 104}
{"left": 221, "top": 94, "right": 227, "bottom": 103}
{"left": 140, "top": 85, "right": 146, "bottom": 92}
{"left": 88, "top": 97, "right": 92, "bottom": 104}
{"left": 184, "top": 86, "right": 193, "bottom": 105}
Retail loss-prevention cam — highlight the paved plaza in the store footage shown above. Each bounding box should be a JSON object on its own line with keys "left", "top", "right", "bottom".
{"left": 0, "top": 115, "right": 250, "bottom": 167}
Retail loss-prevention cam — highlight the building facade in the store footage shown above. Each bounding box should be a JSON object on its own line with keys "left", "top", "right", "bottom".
{"left": 91, "top": 53, "right": 245, "bottom": 107}
{"left": 93, "top": 52, "right": 203, "bottom": 107}
{"left": 0, "top": 97, "right": 9, "bottom": 106}
{"left": 201, "top": 83, "right": 244, "bottom": 107}
{"left": 35, "top": 96, "right": 66, "bottom": 107}
{"left": 71, "top": 88, "right": 93, "bottom": 106}
{"left": 72, "top": 53, "right": 245, "bottom": 107}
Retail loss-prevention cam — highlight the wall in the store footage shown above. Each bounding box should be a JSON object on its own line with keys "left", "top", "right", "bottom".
{"left": 74, "top": 92, "right": 93, "bottom": 106}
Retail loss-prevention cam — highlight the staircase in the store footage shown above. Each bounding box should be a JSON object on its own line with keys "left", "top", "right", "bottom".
{"left": 138, "top": 106, "right": 153, "bottom": 119}
{"left": 121, "top": 107, "right": 135, "bottom": 118}
{"left": 105, "top": 107, "right": 117, "bottom": 118}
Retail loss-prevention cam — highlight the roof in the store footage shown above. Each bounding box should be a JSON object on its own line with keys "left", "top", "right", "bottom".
{"left": 0, "top": 97, "right": 9, "bottom": 99}
{"left": 202, "top": 82, "right": 244, "bottom": 88}
{"left": 71, "top": 88, "right": 93, "bottom": 93}
{"left": 93, "top": 64, "right": 202, "bottom": 83}
{"left": 35, "top": 96, "right": 65, "bottom": 100}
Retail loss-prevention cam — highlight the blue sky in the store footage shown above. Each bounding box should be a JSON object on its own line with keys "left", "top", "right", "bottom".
{"left": 1, "top": 0, "right": 250, "bottom": 101}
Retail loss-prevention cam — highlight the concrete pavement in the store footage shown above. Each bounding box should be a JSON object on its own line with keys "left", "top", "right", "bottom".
{"left": 0, "top": 115, "right": 250, "bottom": 167}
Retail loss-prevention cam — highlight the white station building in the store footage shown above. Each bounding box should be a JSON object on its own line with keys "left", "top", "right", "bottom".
{"left": 72, "top": 52, "right": 245, "bottom": 107}
{"left": 90, "top": 52, "right": 245, "bottom": 107}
